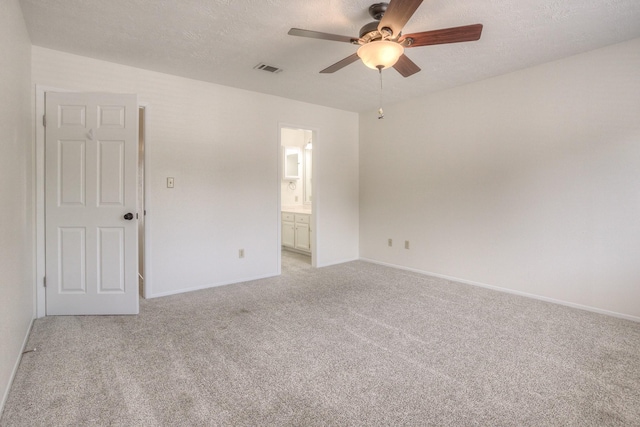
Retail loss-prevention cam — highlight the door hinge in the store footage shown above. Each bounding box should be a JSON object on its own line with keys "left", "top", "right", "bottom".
{"left": 136, "top": 213, "right": 139, "bottom": 219}
{"left": 43, "top": 115, "right": 46, "bottom": 127}
{"left": 43, "top": 276, "right": 46, "bottom": 287}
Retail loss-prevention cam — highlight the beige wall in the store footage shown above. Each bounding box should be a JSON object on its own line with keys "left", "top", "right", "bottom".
{"left": 0, "top": 0, "right": 34, "bottom": 412}
{"left": 359, "top": 38, "right": 640, "bottom": 320}
{"left": 32, "top": 46, "right": 359, "bottom": 297}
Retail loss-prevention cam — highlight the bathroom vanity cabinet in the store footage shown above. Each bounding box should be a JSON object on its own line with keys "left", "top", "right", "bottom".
{"left": 282, "top": 212, "right": 311, "bottom": 253}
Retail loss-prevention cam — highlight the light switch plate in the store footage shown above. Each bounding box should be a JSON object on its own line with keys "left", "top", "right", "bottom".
{"left": 167, "top": 177, "right": 174, "bottom": 188}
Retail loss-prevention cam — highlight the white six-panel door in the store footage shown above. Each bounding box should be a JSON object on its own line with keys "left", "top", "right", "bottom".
{"left": 45, "top": 92, "right": 138, "bottom": 315}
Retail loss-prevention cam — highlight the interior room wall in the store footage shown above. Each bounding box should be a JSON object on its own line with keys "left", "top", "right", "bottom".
{"left": 359, "top": 37, "right": 640, "bottom": 320}
{"left": 32, "top": 46, "right": 359, "bottom": 297}
{"left": 0, "top": 0, "right": 34, "bottom": 412}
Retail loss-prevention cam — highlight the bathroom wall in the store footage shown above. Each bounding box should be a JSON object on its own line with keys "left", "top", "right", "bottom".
{"left": 280, "top": 127, "right": 306, "bottom": 207}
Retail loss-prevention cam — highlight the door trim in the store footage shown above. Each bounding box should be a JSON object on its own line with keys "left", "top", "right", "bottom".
{"left": 34, "top": 86, "right": 151, "bottom": 316}
{"left": 35, "top": 85, "right": 68, "bottom": 317}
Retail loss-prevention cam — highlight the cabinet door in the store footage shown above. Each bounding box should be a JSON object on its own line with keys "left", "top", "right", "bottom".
{"left": 295, "top": 223, "right": 310, "bottom": 251}
{"left": 282, "top": 221, "right": 295, "bottom": 248}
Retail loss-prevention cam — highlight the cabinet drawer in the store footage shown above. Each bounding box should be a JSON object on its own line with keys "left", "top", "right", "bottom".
{"left": 282, "top": 212, "right": 295, "bottom": 222}
{"left": 295, "top": 214, "right": 310, "bottom": 224}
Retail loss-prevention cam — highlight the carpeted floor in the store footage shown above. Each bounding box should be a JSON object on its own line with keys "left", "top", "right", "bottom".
{"left": 2, "top": 251, "right": 639, "bottom": 426}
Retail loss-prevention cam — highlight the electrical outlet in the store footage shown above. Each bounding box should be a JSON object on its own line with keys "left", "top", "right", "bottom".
{"left": 388, "top": 238, "right": 393, "bottom": 247}
{"left": 405, "top": 240, "right": 410, "bottom": 249}
{"left": 239, "top": 249, "right": 244, "bottom": 258}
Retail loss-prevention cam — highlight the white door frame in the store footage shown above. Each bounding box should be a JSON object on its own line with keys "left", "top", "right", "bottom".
{"left": 277, "top": 122, "right": 319, "bottom": 273}
{"left": 34, "top": 85, "right": 152, "bottom": 317}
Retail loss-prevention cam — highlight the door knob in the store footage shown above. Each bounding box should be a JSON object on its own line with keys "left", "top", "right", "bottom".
{"left": 123, "top": 213, "right": 134, "bottom": 220}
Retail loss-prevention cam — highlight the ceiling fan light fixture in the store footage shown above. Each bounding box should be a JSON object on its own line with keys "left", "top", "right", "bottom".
{"left": 357, "top": 40, "right": 404, "bottom": 70}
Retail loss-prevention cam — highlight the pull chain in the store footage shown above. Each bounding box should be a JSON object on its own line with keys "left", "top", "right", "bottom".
{"left": 377, "top": 66, "right": 384, "bottom": 119}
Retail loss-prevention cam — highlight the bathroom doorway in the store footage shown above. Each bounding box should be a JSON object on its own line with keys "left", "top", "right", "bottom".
{"left": 279, "top": 125, "right": 315, "bottom": 269}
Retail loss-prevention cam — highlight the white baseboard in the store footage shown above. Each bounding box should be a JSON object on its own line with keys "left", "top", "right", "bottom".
{"left": 0, "top": 317, "right": 35, "bottom": 418}
{"left": 317, "top": 257, "right": 360, "bottom": 268}
{"left": 359, "top": 258, "right": 640, "bottom": 323}
{"left": 146, "top": 273, "right": 279, "bottom": 299}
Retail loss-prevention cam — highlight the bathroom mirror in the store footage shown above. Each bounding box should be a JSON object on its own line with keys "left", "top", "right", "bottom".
{"left": 283, "top": 146, "right": 301, "bottom": 180}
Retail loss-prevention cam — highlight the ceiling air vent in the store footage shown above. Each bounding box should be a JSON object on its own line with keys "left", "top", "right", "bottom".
{"left": 254, "top": 63, "right": 283, "bottom": 74}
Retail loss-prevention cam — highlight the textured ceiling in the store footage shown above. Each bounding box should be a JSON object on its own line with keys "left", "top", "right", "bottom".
{"left": 19, "top": 0, "right": 640, "bottom": 112}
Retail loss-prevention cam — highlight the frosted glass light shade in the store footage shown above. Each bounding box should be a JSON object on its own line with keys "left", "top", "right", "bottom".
{"left": 357, "top": 41, "right": 404, "bottom": 70}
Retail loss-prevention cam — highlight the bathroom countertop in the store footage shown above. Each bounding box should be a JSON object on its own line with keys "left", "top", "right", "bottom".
{"left": 282, "top": 206, "right": 312, "bottom": 215}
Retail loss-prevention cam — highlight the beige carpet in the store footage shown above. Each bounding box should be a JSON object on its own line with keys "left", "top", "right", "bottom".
{"left": 2, "top": 251, "right": 639, "bottom": 426}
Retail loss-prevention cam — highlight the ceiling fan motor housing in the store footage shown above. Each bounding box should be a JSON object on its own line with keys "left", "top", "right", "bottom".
{"left": 359, "top": 21, "right": 382, "bottom": 40}
{"left": 361, "top": 3, "right": 394, "bottom": 42}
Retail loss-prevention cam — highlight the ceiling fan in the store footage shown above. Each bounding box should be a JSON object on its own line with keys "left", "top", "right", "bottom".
{"left": 288, "top": 0, "right": 483, "bottom": 77}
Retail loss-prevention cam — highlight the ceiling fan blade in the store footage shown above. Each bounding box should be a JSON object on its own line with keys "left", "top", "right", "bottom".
{"left": 400, "top": 24, "right": 483, "bottom": 47}
{"left": 393, "top": 54, "right": 421, "bottom": 77}
{"left": 288, "top": 28, "right": 359, "bottom": 44}
{"left": 378, "top": 0, "right": 423, "bottom": 39}
{"left": 320, "top": 53, "right": 360, "bottom": 74}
